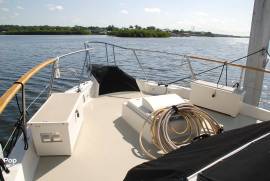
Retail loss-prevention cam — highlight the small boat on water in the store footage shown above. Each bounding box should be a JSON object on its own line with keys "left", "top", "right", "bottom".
{"left": 1, "top": 0, "right": 270, "bottom": 180}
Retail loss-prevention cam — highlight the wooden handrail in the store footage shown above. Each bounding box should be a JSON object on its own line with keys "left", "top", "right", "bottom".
{"left": 189, "top": 55, "right": 270, "bottom": 74}
{"left": 0, "top": 58, "right": 56, "bottom": 114}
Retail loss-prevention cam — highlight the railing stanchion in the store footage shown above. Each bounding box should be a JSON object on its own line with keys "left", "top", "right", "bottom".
{"left": 21, "top": 85, "right": 26, "bottom": 137}
{"left": 105, "top": 43, "right": 109, "bottom": 65}
{"left": 133, "top": 50, "right": 148, "bottom": 81}
{"left": 77, "top": 46, "right": 89, "bottom": 92}
{"left": 186, "top": 56, "right": 196, "bottom": 80}
{"left": 86, "top": 44, "right": 92, "bottom": 78}
{"left": 113, "top": 45, "right": 117, "bottom": 66}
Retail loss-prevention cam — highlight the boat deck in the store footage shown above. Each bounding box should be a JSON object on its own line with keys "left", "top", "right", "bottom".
{"left": 34, "top": 92, "right": 260, "bottom": 181}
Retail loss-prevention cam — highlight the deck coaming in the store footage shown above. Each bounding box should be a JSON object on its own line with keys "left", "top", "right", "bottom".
{"left": 34, "top": 92, "right": 259, "bottom": 181}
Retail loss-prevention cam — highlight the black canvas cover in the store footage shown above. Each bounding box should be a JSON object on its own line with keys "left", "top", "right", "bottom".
{"left": 198, "top": 134, "right": 270, "bottom": 181}
{"left": 91, "top": 64, "right": 139, "bottom": 95}
{"left": 124, "top": 121, "right": 270, "bottom": 181}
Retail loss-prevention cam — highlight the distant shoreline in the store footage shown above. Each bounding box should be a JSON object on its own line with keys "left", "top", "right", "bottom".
{"left": 0, "top": 25, "right": 248, "bottom": 38}
{"left": 0, "top": 34, "right": 249, "bottom": 38}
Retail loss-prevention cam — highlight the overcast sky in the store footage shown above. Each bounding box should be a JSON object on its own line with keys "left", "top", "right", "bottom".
{"left": 0, "top": 0, "right": 254, "bottom": 36}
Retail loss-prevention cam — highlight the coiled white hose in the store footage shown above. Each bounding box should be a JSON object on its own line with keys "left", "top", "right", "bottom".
{"left": 139, "top": 103, "right": 223, "bottom": 159}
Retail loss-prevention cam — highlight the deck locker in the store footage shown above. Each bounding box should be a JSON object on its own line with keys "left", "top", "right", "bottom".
{"left": 28, "top": 93, "right": 84, "bottom": 155}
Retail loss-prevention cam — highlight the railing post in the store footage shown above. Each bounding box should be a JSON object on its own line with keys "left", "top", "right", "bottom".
{"left": 112, "top": 45, "right": 117, "bottom": 66}
{"left": 105, "top": 43, "right": 109, "bottom": 65}
{"left": 186, "top": 56, "right": 196, "bottom": 80}
{"left": 86, "top": 44, "right": 92, "bottom": 77}
{"left": 22, "top": 85, "right": 26, "bottom": 135}
{"left": 133, "top": 50, "right": 148, "bottom": 81}
{"left": 77, "top": 45, "right": 90, "bottom": 92}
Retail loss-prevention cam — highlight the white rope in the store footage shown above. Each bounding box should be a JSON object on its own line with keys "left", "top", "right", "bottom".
{"left": 139, "top": 103, "right": 222, "bottom": 159}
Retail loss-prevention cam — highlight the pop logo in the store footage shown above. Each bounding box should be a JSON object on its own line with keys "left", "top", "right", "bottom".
{"left": 3, "top": 158, "right": 17, "bottom": 166}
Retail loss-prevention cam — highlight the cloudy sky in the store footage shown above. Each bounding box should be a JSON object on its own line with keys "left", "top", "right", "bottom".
{"left": 0, "top": 0, "right": 254, "bottom": 36}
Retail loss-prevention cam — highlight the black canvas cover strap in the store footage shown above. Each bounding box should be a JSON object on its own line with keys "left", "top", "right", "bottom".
{"left": 124, "top": 121, "right": 270, "bottom": 181}
{"left": 0, "top": 158, "right": 9, "bottom": 181}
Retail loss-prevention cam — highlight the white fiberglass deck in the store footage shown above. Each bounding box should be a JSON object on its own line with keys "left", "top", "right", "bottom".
{"left": 34, "top": 92, "right": 259, "bottom": 181}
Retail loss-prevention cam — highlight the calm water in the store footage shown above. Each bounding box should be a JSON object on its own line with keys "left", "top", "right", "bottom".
{"left": 0, "top": 35, "right": 269, "bottom": 148}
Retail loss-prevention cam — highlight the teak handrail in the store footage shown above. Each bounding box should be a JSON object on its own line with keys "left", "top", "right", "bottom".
{"left": 189, "top": 55, "right": 270, "bottom": 74}
{"left": 0, "top": 58, "right": 56, "bottom": 113}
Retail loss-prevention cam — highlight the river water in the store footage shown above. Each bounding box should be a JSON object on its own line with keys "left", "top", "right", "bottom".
{"left": 0, "top": 35, "right": 269, "bottom": 148}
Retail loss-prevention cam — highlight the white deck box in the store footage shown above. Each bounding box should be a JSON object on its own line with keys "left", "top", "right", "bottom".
{"left": 28, "top": 93, "right": 84, "bottom": 156}
{"left": 122, "top": 94, "right": 187, "bottom": 144}
{"left": 190, "top": 80, "right": 244, "bottom": 117}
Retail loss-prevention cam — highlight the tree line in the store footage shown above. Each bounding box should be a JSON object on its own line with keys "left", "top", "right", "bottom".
{"left": 0, "top": 25, "right": 91, "bottom": 35}
{"left": 107, "top": 26, "right": 170, "bottom": 37}
{"left": 0, "top": 25, "right": 244, "bottom": 38}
